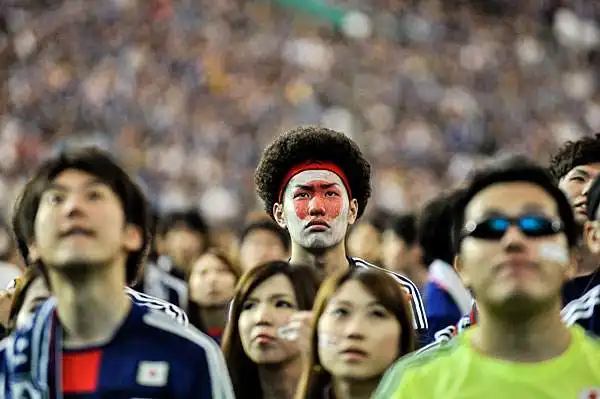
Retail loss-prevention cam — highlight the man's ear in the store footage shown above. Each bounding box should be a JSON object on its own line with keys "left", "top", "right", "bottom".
{"left": 273, "top": 203, "right": 287, "bottom": 229}
{"left": 347, "top": 199, "right": 359, "bottom": 226}
{"left": 584, "top": 221, "right": 600, "bottom": 255}
{"left": 123, "top": 224, "right": 143, "bottom": 252}
{"left": 454, "top": 255, "right": 470, "bottom": 286}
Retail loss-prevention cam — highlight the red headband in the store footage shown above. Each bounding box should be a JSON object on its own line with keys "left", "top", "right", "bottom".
{"left": 277, "top": 161, "right": 352, "bottom": 203}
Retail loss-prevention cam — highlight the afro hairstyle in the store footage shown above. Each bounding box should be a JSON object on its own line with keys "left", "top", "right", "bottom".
{"left": 255, "top": 126, "right": 371, "bottom": 220}
{"left": 548, "top": 133, "right": 600, "bottom": 182}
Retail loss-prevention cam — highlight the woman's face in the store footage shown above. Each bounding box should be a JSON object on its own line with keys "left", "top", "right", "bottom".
{"left": 16, "top": 276, "right": 51, "bottom": 328}
{"left": 238, "top": 274, "right": 301, "bottom": 364}
{"left": 317, "top": 280, "right": 401, "bottom": 380}
{"left": 188, "top": 253, "right": 237, "bottom": 307}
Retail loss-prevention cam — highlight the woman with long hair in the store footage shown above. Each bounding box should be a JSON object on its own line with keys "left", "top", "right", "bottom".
{"left": 296, "top": 267, "right": 415, "bottom": 399}
{"left": 187, "top": 247, "right": 241, "bottom": 343}
{"left": 222, "top": 261, "right": 321, "bottom": 399}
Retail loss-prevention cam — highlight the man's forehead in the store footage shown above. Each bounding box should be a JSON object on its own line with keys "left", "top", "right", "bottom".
{"left": 565, "top": 163, "right": 600, "bottom": 178}
{"left": 287, "top": 170, "right": 344, "bottom": 187}
{"left": 465, "top": 183, "right": 557, "bottom": 219}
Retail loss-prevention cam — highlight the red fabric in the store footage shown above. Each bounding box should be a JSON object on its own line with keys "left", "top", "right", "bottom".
{"left": 62, "top": 350, "right": 102, "bottom": 393}
{"left": 278, "top": 161, "right": 352, "bottom": 203}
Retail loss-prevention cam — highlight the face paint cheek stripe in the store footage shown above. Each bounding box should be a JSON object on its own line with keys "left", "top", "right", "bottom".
{"left": 538, "top": 243, "right": 570, "bottom": 265}
{"left": 318, "top": 333, "right": 340, "bottom": 350}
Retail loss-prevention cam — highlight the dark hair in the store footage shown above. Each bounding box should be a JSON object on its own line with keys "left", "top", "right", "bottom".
{"left": 587, "top": 176, "right": 600, "bottom": 221}
{"left": 453, "top": 155, "right": 578, "bottom": 253}
{"left": 12, "top": 147, "right": 151, "bottom": 285}
{"left": 187, "top": 247, "right": 241, "bottom": 333}
{"left": 418, "top": 189, "right": 464, "bottom": 266}
{"left": 255, "top": 126, "right": 371, "bottom": 220}
{"left": 295, "top": 267, "right": 415, "bottom": 399}
{"left": 240, "top": 219, "right": 290, "bottom": 251}
{"left": 158, "top": 209, "right": 209, "bottom": 239}
{"left": 548, "top": 133, "right": 600, "bottom": 182}
{"left": 221, "top": 261, "right": 321, "bottom": 399}
{"left": 389, "top": 213, "right": 418, "bottom": 247}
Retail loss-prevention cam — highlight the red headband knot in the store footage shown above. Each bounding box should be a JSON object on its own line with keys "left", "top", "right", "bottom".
{"left": 277, "top": 161, "right": 352, "bottom": 203}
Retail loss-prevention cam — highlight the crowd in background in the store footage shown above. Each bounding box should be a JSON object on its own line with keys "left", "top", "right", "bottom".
{"left": 1, "top": 0, "right": 600, "bottom": 230}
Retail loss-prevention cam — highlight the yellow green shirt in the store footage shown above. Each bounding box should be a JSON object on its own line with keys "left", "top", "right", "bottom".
{"left": 374, "top": 325, "right": 600, "bottom": 399}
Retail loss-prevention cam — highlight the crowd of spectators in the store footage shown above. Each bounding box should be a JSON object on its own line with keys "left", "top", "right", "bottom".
{"left": 0, "top": 0, "right": 599, "bottom": 228}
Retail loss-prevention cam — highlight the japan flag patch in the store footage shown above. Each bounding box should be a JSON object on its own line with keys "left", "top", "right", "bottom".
{"left": 137, "top": 361, "right": 169, "bottom": 387}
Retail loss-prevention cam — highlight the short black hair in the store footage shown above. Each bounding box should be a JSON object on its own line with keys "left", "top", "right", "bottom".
{"left": 240, "top": 219, "right": 290, "bottom": 251}
{"left": 12, "top": 147, "right": 151, "bottom": 286}
{"left": 255, "top": 126, "right": 371, "bottom": 220}
{"left": 453, "top": 155, "right": 578, "bottom": 253}
{"left": 158, "top": 209, "right": 209, "bottom": 238}
{"left": 548, "top": 133, "right": 600, "bottom": 182}
{"left": 587, "top": 176, "right": 600, "bottom": 221}
{"left": 389, "top": 213, "right": 418, "bottom": 247}
{"left": 418, "top": 189, "right": 464, "bottom": 266}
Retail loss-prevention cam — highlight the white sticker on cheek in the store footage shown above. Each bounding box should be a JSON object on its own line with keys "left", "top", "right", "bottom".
{"left": 278, "top": 321, "right": 301, "bottom": 341}
{"left": 538, "top": 244, "right": 569, "bottom": 265}
{"left": 318, "top": 333, "right": 340, "bottom": 349}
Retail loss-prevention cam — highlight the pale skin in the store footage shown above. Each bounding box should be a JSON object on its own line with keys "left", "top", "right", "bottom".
{"left": 272, "top": 169, "right": 359, "bottom": 354}
{"left": 558, "top": 163, "right": 600, "bottom": 276}
{"left": 28, "top": 169, "right": 143, "bottom": 348}
{"left": 238, "top": 274, "right": 304, "bottom": 399}
{"left": 318, "top": 281, "right": 401, "bottom": 399}
{"left": 455, "top": 182, "right": 574, "bottom": 362}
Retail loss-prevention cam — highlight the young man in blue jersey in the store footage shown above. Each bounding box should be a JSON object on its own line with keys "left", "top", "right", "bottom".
{"left": 255, "top": 126, "right": 428, "bottom": 345}
{"left": 0, "top": 147, "right": 234, "bottom": 398}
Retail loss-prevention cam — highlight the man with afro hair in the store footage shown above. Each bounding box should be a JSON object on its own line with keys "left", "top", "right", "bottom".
{"left": 255, "top": 126, "right": 428, "bottom": 345}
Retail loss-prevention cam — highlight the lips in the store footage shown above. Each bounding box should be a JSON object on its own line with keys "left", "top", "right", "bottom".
{"left": 253, "top": 333, "right": 276, "bottom": 344}
{"left": 340, "top": 347, "right": 368, "bottom": 359}
{"left": 59, "top": 227, "right": 95, "bottom": 238}
{"left": 306, "top": 220, "right": 329, "bottom": 230}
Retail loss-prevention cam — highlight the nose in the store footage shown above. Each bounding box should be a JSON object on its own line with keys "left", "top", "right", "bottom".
{"left": 61, "top": 193, "right": 86, "bottom": 219}
{"left": 500, "top": 226, "right": 527, "bottom": 252}
{"left": 308, "top": 195, "right": 326, "bottom": 216}
{"left": 254, "top": 303, "right": 274, "bottom": 326}
{"left": 582, "top": 177, "right": 595, "bottom": 196}
{"left": 344, "top": 315, "right": 366, "bottom": 340}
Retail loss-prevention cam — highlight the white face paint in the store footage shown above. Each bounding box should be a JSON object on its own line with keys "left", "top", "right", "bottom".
{"left": 282, "top": 170, "right": 351, "bottom": 251}
{"left": 538, "top": 243, "right": 570, "bottom": 266}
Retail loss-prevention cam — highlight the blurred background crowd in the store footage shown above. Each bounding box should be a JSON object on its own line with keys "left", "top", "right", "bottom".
{"left": 0, "top": 0, "right": 599, "bottom": 232}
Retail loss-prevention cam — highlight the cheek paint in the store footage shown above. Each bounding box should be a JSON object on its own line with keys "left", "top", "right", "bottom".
{"left": 538, "top": 243, "right": 570, "bottom": 265}
{"left": 318, "top": 333, "right": 340, "bottom": 350}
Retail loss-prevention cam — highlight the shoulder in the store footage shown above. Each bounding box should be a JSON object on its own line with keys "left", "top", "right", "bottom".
{"left": 351, "top": 257, "right": 421, "bottom": 293}
{"left": 125, "top": 287, "right": 189, "bottom": 326}
{"left": 374, "top": 336, "right": 464, "bottom": 397}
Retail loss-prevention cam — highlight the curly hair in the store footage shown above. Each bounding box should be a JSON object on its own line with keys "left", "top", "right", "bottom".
{"left": 548, "top": 133, "right": 600, "bottom": 182}
{"left": 255, "top": 126, "right": 371, "bottom": 220}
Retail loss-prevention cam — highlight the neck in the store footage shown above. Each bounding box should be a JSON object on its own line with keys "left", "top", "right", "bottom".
{"left": 575, "top": 243, "right": 599, "bottom": 276}
{"left": 398, "top": 265, "right": 428, "bottom": 292}
{"left": 290, "top": 242, "right": 349, "bottom": 277}
{"left": 199, "top": 304, "right": 229, "bottom": 331}
{"left": 332, "top": 378, "right": 380, "bottom": 399}
{"left": 48, "top": 264, "right": 130, "bottom": 349}
{"left": 258, "top": 357, "right": 302, "bottom": 399}
{"left": 472, "top": 301, "right": 571, "bottom": 362}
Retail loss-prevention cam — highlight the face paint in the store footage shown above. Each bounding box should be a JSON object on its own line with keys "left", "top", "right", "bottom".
{"left": 318, "top": 333, "right": 340, "bottom": 350}
{"left": 282, "top": 170, "right": 351, "bottom": 251}
{"left": 538, "top": 243, "right": 569, "bottom": 265}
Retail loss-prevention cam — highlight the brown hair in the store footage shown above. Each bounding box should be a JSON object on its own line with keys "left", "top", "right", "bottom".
{"left": 221, "top": 261, "right": 321, "bottom": 399}
{"left": 296, "top": 267, "right": 415, "bottom": 399}
{"left": 187, "top": 247, "right": 242, "bottom": 333}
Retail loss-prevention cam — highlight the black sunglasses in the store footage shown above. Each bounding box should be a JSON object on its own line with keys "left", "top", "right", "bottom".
{"left": 461, "top": 214, "right": 564, "bottom": 240}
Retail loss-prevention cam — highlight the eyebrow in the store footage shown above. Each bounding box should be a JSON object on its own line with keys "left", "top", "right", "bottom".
{"left": 293, "top": 183, "right": 340, "bottom": 190}
{"left": 570, "top": 168, "right": 592, "bottom": 178}
{"left": 479, "top": 203, "right": 548, "bottom": 218}
{"left": 246, "top": 293, "right": 295, "bottom": 301}
{"left": 330, "top": 299, "right": 381, "bottom": 308}
{"left": 45, "top": 178, "right": 107, "bottom": 192}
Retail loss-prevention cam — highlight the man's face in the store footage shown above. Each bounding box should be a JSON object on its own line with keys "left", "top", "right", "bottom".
{"left": 558, "top": 163, "right": 600, "bottom": 223}
{"left": 163, "top": 226, "right": 205, "bottom": 272}
{"left": 457, "top": 182, "right": 571, "bottom": 315}
{"left": 275, "top": 170, "right": 357, "bottom": 252}
{"left": 30, "top": 169, "right": 142, "bottom": 274}
{"left": 239, "top": 229, "right": 288, "bottom": 272}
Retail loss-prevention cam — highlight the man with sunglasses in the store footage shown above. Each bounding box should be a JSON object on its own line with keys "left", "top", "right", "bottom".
{"left": 375, "top": 156, "right": 600, "bottom": 398}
